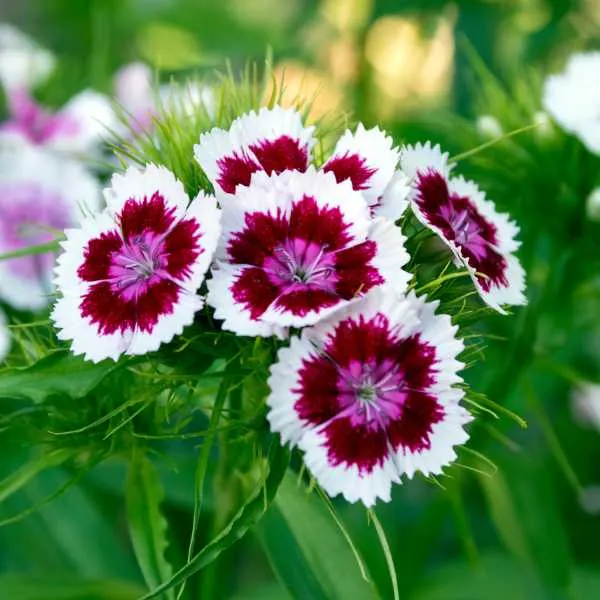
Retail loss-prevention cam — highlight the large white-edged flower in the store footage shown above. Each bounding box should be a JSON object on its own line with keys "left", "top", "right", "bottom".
{"left": 400, "top": 142, "right": 526, "bottom": 313}
{"left": 542, "top": 51, "right": 600, "bottom": 154}
{"left": 51, "top": 164, "right": 221, "bottom": 362}
{"left": 207, "top": 168, "right": 411, "bottom": 337}
{"left": 267, "top": 287, "right": 471, "bottom": 506}
{"left": 0, "top": 144, "right": 101, "bottom": 311}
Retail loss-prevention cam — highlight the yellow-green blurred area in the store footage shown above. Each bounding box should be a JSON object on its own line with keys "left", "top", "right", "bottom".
{"left": 6, "top": 0, "right": 598, "bottom": 121}
{"left": 3, "top": 1, "right": 600, "bottom": 600}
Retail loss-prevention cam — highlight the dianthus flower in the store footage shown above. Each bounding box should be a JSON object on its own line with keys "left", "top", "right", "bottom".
{"left": 267, "top": 288, "right": 470, "bottom": 506}
{"left": 52, "top": 164, "right": 220, "bottom": 362}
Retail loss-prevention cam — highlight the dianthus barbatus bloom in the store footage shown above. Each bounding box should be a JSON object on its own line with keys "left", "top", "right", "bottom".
{"left": 207, "top": 168, "right": 411, "bottom": 337}
{"left": 0, "top": 310, "right": 9, "bottom": 362}
{"left": 0, "top": 87, "right": 115, "bottom": 154}
{"left": 400, "top": 143, "right": 526, "bottom": 313}
{"left": 542, "top": 52, "right": 600, "bottom": 154}
{"left": 194, "top": 105, "right": 316, "bottom": 194}
{"left": 267, "top": 288, "right": 470, "bottom": 506}
{"left": 52, "top": 164, "right": 220, "bottom": 362}
{"left": 323, "top": 124, "right": 410, "bottom": 221}
{"left": 0, "top": 144, "right": 101, "bottom": 310}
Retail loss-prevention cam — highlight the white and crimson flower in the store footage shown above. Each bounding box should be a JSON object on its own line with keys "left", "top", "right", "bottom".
{"left": 194, "top": 105, "right": 316, "bottom": 194}
{"left": 207, "top": 168, "right": 411, "bottom": 337}
{"left": 0, "top": 144, "right": 101, "bottom": 311}
{"left": 400, "top": 143, "right": 526, "bottom": 313}
{"left": 52, "top": 164, "right": 220, "bottom": 362}
{"left": 267, "top": 288, "right": 471, "bottom": 506}
{"left": 0, "top": 87, "right": 115, "bottom": 154}
{"left": 323, "top": 123, "right": 410, "bottom": 221}
{"left": 542, "top": 52, "right": 600, "bottom": 154}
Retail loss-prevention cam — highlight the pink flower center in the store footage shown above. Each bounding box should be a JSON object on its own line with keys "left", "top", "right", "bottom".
{"left": 108, "top": 231, "right": 168, "bottom": 302}
{"left": 263, "top": 239, "right": 337, "bottom": 292}
{"left": 337, "top": 359, "right": 406, "bottom": 427}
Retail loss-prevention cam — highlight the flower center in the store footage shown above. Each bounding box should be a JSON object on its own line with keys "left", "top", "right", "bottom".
{"left": 441, "top": 204, "right": 490, "bottom": 260}
{"left": 337, "top": 360, "right": 406, "bottom": 426}
{"left": 264, "top": 238, "right": 336, "bottom": 290}
{"left": 109, "top": 233, "right": 167, "bottom": 300}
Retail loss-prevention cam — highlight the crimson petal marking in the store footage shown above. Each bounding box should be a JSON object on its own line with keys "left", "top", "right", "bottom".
{"left": 324, "top": 152, "right": 377, "bottom": 191}
{"left": 216, "top": 151, "right": 261, "bottom": 194}
{"left": 249, "top": 135, "right": 309, "bottom": 175}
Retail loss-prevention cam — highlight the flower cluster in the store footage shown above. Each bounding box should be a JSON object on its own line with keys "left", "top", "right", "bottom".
{"left": 50, "top": 104, "right": 527, "bottom": 505}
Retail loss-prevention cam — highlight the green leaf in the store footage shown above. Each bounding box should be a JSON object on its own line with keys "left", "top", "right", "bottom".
{"left": 0, "top": 448, "right": 73, "bottom": 505}
{"left": 126, "top": 448, "right": 175, "bottom": 599}
{"left": 17, "top": 468, "right": 139, "bottom": 579}
{"left": 141, "top": 442, "right": 291, "bottom": 600}
{"left": 0, "top": 351, "right": 118, "bottom": 404}
{"left": 480, "top": 453, "right": 572, "bottom": 595}
{"left": 257, "top": 471, "right": 378, "bottom": 600}
{"left": 0, "top": 575, "right": 144, "bottom": 600}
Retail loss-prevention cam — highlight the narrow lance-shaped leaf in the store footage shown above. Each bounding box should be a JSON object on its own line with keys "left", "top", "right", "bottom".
{"left": 257, "top": 470, "right": 379, "bottom": 600}
{"left": 141, "top": 442, "right": 291, "bottom": 600}
{"left": 126, "top": 448, "right": 175, "bottom": 600}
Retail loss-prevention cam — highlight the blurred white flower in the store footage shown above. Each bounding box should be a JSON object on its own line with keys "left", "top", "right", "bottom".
{"left": 114, "top": 61, "right": 214, "bottom": 135}
{"left": 0, "top": 23, "right": 55, "bottom": 91}
{"left": 586, "top": 187, "right": 600, "bottom": 222}
{"left": 542, "top": 52, "right": 600, "bottom": 154}
{"left": 0, "top": 309, "right": 9, "bottom": 362}
{"left": 0, "top": 88, "right": 116, "bottom": 156}
{"left": 476, "top": 114, "right": 503, "bottom": 138}
{"left": 571, "top": 382, "right": 600, "bottom": 430}
{"left": 0, "top": 144, "right": 102, "bottom": 310}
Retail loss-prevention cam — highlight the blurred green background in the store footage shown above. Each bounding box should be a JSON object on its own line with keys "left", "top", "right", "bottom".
{"left": 1, "top": 1, "right": 600, "bottom": 599}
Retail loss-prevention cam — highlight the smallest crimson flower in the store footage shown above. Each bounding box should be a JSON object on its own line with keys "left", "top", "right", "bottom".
{"left": 52, "top": 164, "right": 221, "bottom": 363}
{"left": 399, "top": 142, "right": 526, "bottom": 313}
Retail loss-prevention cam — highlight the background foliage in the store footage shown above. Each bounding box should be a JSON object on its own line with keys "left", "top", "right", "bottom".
{"left": 1, "top": 0, "right": 600, "bottom": 599}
